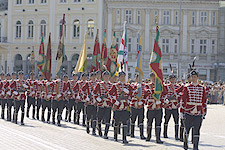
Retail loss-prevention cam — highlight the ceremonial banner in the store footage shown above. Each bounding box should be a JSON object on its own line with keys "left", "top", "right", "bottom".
{"left": 136, "top": 34, "right": 143, "bottom": 100}
{"left": 37, "top": 33, "right": 45, "bottom": 74}
{"left": 73, "top": 33, "right": 87, "bottom": 73}
{"left": 90, "top": 29, "right": 100, "bottom": 72}
{"left": 100, "top": 29, "right": 107, "bottom": 71}
{"left": 56, "top": 14, "right": 65, "bottom": 77}
{"left": 43, "top": 33, "right": 51, "bottom": 81}
{"left": 106, "top": 32, "right": 118, "bottom": 77}
{"left": 149, "top": 23, "right": 163, "bottom": 101}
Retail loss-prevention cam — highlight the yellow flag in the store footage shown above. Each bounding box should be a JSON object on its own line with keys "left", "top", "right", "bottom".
{"left": 73, "top": 33, "right": 87, "bottom": 73}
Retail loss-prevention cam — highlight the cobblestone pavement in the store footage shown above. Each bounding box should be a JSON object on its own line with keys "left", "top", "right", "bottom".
{"left": 0, "top": 104, "right": 224, "bottom": 150}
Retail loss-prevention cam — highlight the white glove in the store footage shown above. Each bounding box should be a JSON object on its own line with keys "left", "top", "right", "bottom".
{"left": 96, "top": 97, "right": 102, "bottom": 102}
{"left": 57, "top": 94, "right": 62, "bottom": 98}
{"left": 47, "top": 95, "right": 52, "bottom": 99}
{"left": 1, "top": 91, "right": 4, "bottom": 95}
{"left": 23, "top": 84, "right": 28, "bottom": 88}
{"left": 31, "top": 91, "right": 35, "bottom": 95}
{"left": 13, "top": 91, "right": 18, "bottom": 95}
{"left": 137, "top": 84, "right": 141, "bottom": 88}
{"left": 114, "top": 100, "right": 119, "bottom": 106}
{"left": 123, "top": 88, "right": 129, "bottom": 94}
{"left": 138, "top": 101, "right": 143, "bottom": 105}
{"left": 67, "top": 91, "right": 71, "bottom": 95}
{"left": 56, "top": 79, "right": 61, "bottom": 82}
{"left": 156, "top": 100, "right": 161, "bottom": 105}
{"left": 76, "top": 95, "right": 80, "bottom": 99}
{"left": 86, "top": 97, "right": 90, "bottom": 102}
{"left": 7, "top": 91, "right": 11, "bottom": 95}
{"left": 165, "top": 99, "right": 169, "bottom": 104}
{"left": 180, "top": 113, "right": 184, "bottom": 119}
{"left": 46, "top": 82, "right": 51, "bottom": 86}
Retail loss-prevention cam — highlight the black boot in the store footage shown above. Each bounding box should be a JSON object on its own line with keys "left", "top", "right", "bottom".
{"left": 114, "top": 126, "right": 118, "bottom": 141}
{"left": 92, "top": 120, "right": 97, "bottom": 136}
{"left": 68, "top": 111, "right": 71, "bottom": 122}
{"left": 1, "top": 109, "right": 5, "bottom": 119}
{"left": 47, "top": 110, "right": 51, "bottom": 123}
{"left": 122, "top": 125, "right": 128, "bottom": 144}
{"left": 26, "top": 107, "right": 29, "bottom": 118}
{"left": 73, "top": 112, "right": 76, "bottom": 124}
{"left": 77, "top": 114, "right": 80, "bottom": 125}
{"left": 163, "top": 124, "right": 168, "bottom": 138}
{"left": 57, "top": 114, "right": 62, "bottom": 126}
{"left": 140, "top": 124, "right": 146, "bottom": 140}
{"left": 146, "top": 126, "right": 152, "bottom": 141}
{"left": 156, "top": 127, "right": 163, "bottom": 144}
{"left": 191, "top": 128, "right": 194, "bottom": 144}
{"left": 127, "top": 121, "right": 130, "bottom": 136}
{"left": 98, "top": 122, "right": 102, "bottom": 137}
{"left": 118, "top": 123, "right": 121, "bottom": 134}
{"left": 131, "top": 124, "right": 135, "bottom": 138}
{"left": 13, "top": 113, "right": 18, "bottom": 124}
{"left": 175, "top": 124, "right": 179, "bottom": 140}
{"left": 104, "top": 123, "right": 110, "bottom": 139}
{"left": 52, "top": 113, "right": 55, "bottom": 124}
{"left": 86, "top": 121, "right": 90, "bottom": 134}
{"left": 184, "top": 132, "right": 189, "bottom": 150}
{"left": 7, "top": 107, "right": 11, "bottom": 121}
{"left": 36, "top": 109, "right": 39, "bottom": 120}
{"left": 32, "top": 107, "right": 35, "bottom": 119}
{"left": 82, "top": 114, "right": 86, "bottom": 127}
{"left": 180, "top": 126, "right": 184, "bottom": 142}
{"left": 21, "top": 112, "right": 25, "bottom": 125}
{"left": 41, "top": 110, "right": 45, "bottom": 122}
{"left": 193, "top": 136, "right": 200, "bottom": 150}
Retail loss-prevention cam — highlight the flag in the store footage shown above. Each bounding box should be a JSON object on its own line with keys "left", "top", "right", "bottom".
{"left": 106, "top": 32, "right": 118, "bottom": 77}
{"left": 100, "top": 29, "right": 107, "bottom": 72}
{"left": 37, "top": 33, "right": 45, "bottom": 74}
{"left": 149, "top": 24, "right": 163, "bottom": 101}
{"left": 117, "top": 21, "right": 128, "bottom": 82}
{"left": 90, "top": 29, "right": 100, "bottom": 72}
{"left": 30, "top": 47, "right": 35, "bottom": 65}
{"left": 136, "top": 34, "right": 143, "bottom": 100}
{"left": 56, "top": 14, "right": 65, "bottom": 77}
{"left": 43, "top": 33, "right": 51, "bottom": 81}
{"left": 73, "top": 33, "right": 87, "bottom": 73}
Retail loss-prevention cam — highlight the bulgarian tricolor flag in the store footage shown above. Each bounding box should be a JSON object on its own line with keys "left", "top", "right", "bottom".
{"left": 117, "top": 21, "right": 128, "bottom": 82}
{"left": 90, "top": 29, "right": 100, "bottom": 72}
{"left": 149, "top": 24, "right": 163, "bottom": 101}
{"left": 37, "top": 33, "right": 45, "bottom": 74}
{"left": 43, "top": 33, "right": 51, "bottom": 81}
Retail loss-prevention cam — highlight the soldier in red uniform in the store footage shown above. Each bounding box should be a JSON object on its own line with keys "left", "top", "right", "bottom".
{"left": 0, "top": 72, "right": 5, "bottom": 108}
{"left": 145, "top": 73, "right": 167, "bottom": 144}
{"left": 66, "top": 73, "right": 78, "bottom": 123}
{"left": 1, "top": 73, "right": 8, "bottom": 119}
{"left": 63, "top": 75, "right": 70, "bottom": 121}
{"left": 107, "top": 71, "right": 132, "bottom": 144}
{"left": 3, "top": 72, "right": 17, "bottom": 121}
{"left": 163, "top": 74, "right": 180, "bottom": 140}
{"left": 9, "top": 71, "right": 29, "bottom": 125}
{"left": 36, "top": 74, "right": 44, "bottom": 120}
{"left": 80, "top": 72, "right": 98, "bottom": 135}
{"left": 181, "top": 70, "right": 207, "bottom": 150}
{"left": 129, "top": 74, "right": 147, "bottom": 140}
{"left": 26, "top": 72, "right": 36, "bottom": 119}
{"left": 72, "top": 73, "right": 87, "bottom": 126}
{"left": 93, "top": 71, "right": 112, "bottom": 138}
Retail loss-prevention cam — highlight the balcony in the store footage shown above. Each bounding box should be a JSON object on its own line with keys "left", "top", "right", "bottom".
{"left": 0, "top": 37, "right": 7, "bottom": 43}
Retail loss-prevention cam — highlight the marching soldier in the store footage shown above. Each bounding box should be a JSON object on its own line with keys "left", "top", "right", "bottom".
{"left": 72, "top": 73, "right": 87, "bottom": 126}
{"left": 80, "top": 72, "right": 98, "bottom": 135}
{"left": 107, "top": 71, "right": 132, "bottom": 144}
{"left": 36, "top": 74, "right": 44, "bottom": 120}
{"left": 163, "top": 74, "right": 180, "bottom": 140}
{"left": 66, "top": 73, "right": 78, "bottom": 123}
{"left": 26, "top": 72, "right": 36, "bottom": 119}
{"left": 93, "top": 71, "right": 112, "bottom": 138}
{"left": 1, "top": 73, "right": 8, "bottom": 119}
{"left": 9, "top": 71, "right": 29, "bottom": 125}
{"left": 63, "top": 75, "right": 70, "bottom": 121}
{"left": 180, "top": 70, "right": 207, "bottom": 150}
{"left": 130, "top": 74, "right": 146, "bottom": 139}
{"left": 145, "top": 73, "right": 167, "bottom": 144}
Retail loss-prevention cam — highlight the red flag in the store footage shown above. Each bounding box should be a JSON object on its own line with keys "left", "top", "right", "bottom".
{"left": 43, "top": 33, "right": 51, "bottom": 81}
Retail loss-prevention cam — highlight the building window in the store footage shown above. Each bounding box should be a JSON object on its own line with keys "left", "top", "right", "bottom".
{"left": 200, "top": 39, "right": 207, "bottom": 54}
{"left": 128, "top": 38, "right": 132, "bottom": 52}
{"left": 74, "top": 0, "right": 81, "bottom": 2}
{"left": 59, "top": 0, "right": 67, "bottom": 3}
{"left": 40, "top": 0, "right": 47, "bottom": 3}
{"left": 125, "top": 10, "right": 132, "bottom": 24}
{"left": 116, "top": 9, "right": 120, "bottom": 23}
{"left": 87, "top": 0, "right": 95, "bottom": 2}
{"left": 192, "top": 11, "right": 195, "bottom": 25}
{"left": 154, "top": 10, "right": 158, "bottom": 24}
{"left": 28, "top": 0, "right": 34, "bottom": 4}
{"left": 163, "top": 11, "right": 170, "bottom": 25}
{"left": 212, "top": 12, "right": 216, "bottom": 26}
{"left": 191, "top": 39, "right": 195, "bottom": 53}
{"left": 162, "top": 39, "right": 169, "bottom": 53}
{"left": 200, "top": 12, "right": 207, "bottom": 26}
{"left": 16, "top": 0, "right": 22, "bottom": 4}
{"left": 40, "top": 20, "right": 46, "bottom": 38}
{"left": 174, "top": 39, "right": 178, "bottom": 53}
{"left": 175, "top": 11, "right": 178, "bottom": 25}
{"left": 212, "top": 40, "right": 215, "bottom": 53}
{"left": 87, "top": 19, "right": 94, "bottom": 38}
{"left": 73, "top": 19, "right": 80, "bottom": 38}
{"left": 59, "top": 19, "right": 66, "bottom": 38}
{"left": 16, "top": 21, "right": 22, "bottom": 38}
{"left": 137, "top": 10, "right": 141, "bottom": 24}
{"left": 28, "top": 20, "right": 34, "bottom": 38}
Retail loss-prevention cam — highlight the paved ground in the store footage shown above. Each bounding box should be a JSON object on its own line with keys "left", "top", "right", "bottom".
{"left": 0, "top": 104, "right": 224, "bottom": 150}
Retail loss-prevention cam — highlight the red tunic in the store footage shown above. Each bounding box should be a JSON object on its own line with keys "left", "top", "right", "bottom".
{"left": 80, "top": 80, "right": 96, "bottom": 106}
{"left": 130, "top": 83, "right": 147, "bottom": 109}
{"left": 72, "top": 80, "right": 85, "bottom": 102}
{"left": 164, "top": 83, "right": 180, "bottom": 109}
{"left": 9, "top": 79, "right": 29, "bottom": 100}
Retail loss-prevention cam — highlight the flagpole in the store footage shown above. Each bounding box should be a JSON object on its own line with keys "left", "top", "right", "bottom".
{"left": 32, "top": 46, "right": 34, "bottom": 75}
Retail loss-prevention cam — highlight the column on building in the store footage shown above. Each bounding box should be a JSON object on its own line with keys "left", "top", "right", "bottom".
{"left": 133, "top": 9, "right": 136, "bottom": 24}
{"left": 145, "top": 9, "right": 150, "bottom": 52}
{"left": 49, "top": 0, "right": 56, "bottom": 43}
{"left": 98, "top": 0, "right": 104, "bottom": 44}
{"left": 182, "top": 9, "right": 188, "bottom": 53}
{"left": 207, "top": 69, "right": 210, "bottom": 81}
{"left": 107, "top": 8, "right": 112, "bottom": 48}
